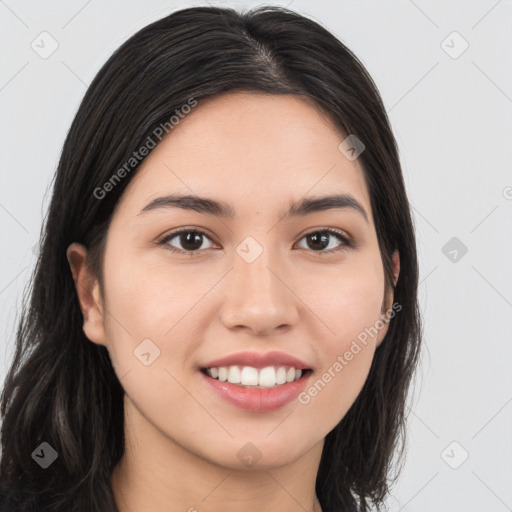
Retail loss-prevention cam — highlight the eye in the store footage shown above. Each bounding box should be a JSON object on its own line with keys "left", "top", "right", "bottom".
{"left": 296, "top": 229, "right": 353, "bottom": 254}
{"left": 158, "top": 227, "right": 354, "bottom": 255}
{"left": 158, "top": 229, "right": 215, "bottom": 255}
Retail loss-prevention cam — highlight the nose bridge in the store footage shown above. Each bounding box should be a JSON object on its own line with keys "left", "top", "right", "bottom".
{"left": 220, "top": 237, "right": 298, "bottom": 333}
{"left": 237, "top": 246, "right": 278, "bottom": 297}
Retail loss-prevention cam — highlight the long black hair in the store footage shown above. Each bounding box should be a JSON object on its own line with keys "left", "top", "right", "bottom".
{"left": 0, "top": 5, "right": 422, "bottom": 512}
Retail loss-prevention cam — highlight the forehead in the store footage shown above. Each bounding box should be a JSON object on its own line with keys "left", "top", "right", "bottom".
{"left": 118, "top": 92, "right": 372, "bottom": 221}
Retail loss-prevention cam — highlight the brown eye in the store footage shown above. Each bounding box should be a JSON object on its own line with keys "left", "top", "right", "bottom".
{"left": 160, "top": 230, "right": 214, "bottom": 253}
{"left": 297, "top": 229, "right": 352, "bottom": 254}
{"left": 158, "top": 227, "right": 353, "bottom": 256}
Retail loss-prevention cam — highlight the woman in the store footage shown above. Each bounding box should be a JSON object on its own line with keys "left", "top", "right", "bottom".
{"left": 0, "top": 5, "right": 422, "bottom": 512}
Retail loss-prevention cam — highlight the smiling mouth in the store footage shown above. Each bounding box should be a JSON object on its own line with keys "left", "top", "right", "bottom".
{"left": 200, "top": 365, "right": 313, "bottom": 389}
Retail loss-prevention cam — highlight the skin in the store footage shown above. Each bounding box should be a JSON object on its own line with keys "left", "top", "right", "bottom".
{"left": 67, "top": 92, "right": 399, "bottom": 512}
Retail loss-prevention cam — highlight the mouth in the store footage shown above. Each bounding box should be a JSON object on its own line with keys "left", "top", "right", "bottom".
{"left": 199, "top": 364, "right": 314, "bottom": 412}
{"left": 200, "top": 365, "right": 313, "bottom": 389}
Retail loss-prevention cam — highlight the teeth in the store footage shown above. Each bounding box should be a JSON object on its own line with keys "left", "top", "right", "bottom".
{"left": 241, "top": 366, "right": 259, "bottom": 386}
{"left": 228, "top": 366, "right": 241, "bottom": 384}
{"left": 258, "top": 366, "right": 276, "bottom": 387}
{"left": 205, "top": 365, "right": 307, "bottom": 388}
{"left": 276, "top": 367, "right": 287, "bottom": 385}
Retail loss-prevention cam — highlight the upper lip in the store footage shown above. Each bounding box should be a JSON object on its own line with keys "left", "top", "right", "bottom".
{"left": 202, "top": 350, "right": 311, "bottom": 370}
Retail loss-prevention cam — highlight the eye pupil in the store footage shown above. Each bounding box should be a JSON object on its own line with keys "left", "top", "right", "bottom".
{"left": 307, "top": 232, "right": 330, "bottom": 251}
{"left": 181, "top": 231, "right": 203, "bottom": 251}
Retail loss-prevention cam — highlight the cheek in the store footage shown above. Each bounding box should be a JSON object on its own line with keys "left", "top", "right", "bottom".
{"left": 104, "top": 238, "right": 219, "bottom": 330}
{"left": 99, "top": 245, "right": 211, "bottom": 379}
{"left": 99, "top": 254, "right": 209, "bottom": 437}
{"left": 312, "top": 252, "right": 386, "bottom": 347}
{"left": 299, "top": 254, "right": 385, "bottom": 421}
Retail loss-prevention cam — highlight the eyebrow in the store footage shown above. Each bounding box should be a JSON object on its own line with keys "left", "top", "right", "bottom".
{"left": 138, "top": 193, "right": 369, "bottom": 223}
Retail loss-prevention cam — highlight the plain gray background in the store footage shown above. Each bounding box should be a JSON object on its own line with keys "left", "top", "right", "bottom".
{"left": 1, "top": 1, "right": 511, "bottom": 510}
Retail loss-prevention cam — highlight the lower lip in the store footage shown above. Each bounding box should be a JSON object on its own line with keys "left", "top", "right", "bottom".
{"left": 200, "top": 370, "right": 312, "bottom": 413}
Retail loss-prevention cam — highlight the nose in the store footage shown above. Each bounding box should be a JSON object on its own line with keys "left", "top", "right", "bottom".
{"left": 220, "top": 250, "right": 299, "bottom": 337}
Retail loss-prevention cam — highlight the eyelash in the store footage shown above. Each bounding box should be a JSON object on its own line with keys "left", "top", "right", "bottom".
{"left": 157, "top": 227, "right": 355, "bottom": 256}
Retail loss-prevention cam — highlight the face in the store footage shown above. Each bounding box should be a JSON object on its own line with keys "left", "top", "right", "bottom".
{"left": 69, "top": 92, "right": 399, "bottom": 471}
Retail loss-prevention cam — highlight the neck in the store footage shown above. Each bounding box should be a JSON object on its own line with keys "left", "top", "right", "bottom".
{"left": 112, "top": 398, "right": 324, "bottom": 512}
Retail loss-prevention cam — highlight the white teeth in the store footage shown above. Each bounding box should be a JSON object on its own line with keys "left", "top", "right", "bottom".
{"left": 240, "top": 366, "right": 259, "bottom": 386}
{"left": 258, "top": 366, "right": 276, "bottom": 387}
{"left": 218, "top": 367, "right": 228, "bottom": 382}
{"left": 228, "top": 366, "right": 241, "bottom": 384}
{"left": 205, "top": 365, "right": 307, "bottom": 388}
{"left": 276, "top": 367, "right": 287, "bottom": 385}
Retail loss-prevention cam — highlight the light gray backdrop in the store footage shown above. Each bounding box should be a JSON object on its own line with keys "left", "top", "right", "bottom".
{"left": 1, "top": 1, "right": 511, "bottom": 510}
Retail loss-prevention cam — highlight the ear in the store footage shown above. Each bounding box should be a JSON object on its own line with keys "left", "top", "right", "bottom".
{"left": 391, "top": 249, "right": 400, "bottom": 288}
{"left": 66, "top": 243, "right": 108, "bottom": 346}
{"left": 377, "top": 249, "right": 400, "bottom": 347}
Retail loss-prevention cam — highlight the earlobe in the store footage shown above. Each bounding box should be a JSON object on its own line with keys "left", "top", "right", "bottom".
{"left": 66, "top": 243, "right": 108, "bottom": 346}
